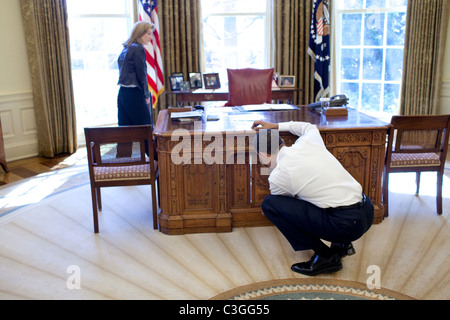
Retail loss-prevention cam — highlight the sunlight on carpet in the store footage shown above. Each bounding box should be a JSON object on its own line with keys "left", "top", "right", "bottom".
{"left": 389, "top": 171, "right": 450, "bottom": 197}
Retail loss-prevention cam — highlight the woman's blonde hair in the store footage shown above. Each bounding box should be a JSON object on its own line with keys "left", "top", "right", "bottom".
{"left": 122, "top": 21, "right": 155, "bottom": 47}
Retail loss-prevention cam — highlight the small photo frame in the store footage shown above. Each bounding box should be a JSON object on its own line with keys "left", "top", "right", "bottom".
{"left": 171, "top": 72, "right": 184, "bottom": 79}
{"left": 180, "top": 81, "right": 190, "bottom": 92}
{"left": 279, "top": 75, "right": 295, "bottom": 87}
{"left": 189, "top": 72, "right": 203, "bottom": 89}
{"left": 169, "top": 75, "right": 184, "bottom": 91}
{"left": 203, "top": 73, "right": 221, "bottom": 89}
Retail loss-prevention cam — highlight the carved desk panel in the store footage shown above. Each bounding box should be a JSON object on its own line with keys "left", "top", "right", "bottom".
{"left": 154, "top": 107, "right": 389, "bottom": 235}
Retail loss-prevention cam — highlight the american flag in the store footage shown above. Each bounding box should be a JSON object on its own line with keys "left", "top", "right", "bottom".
{"left": 308, "top": 0, "right": 330, "bottom": 102}
{"left": 317, "top": 17, "right": 324, "bottom": 36}
{"left": 139, "top": 0, "right": 164, "bottom": 109}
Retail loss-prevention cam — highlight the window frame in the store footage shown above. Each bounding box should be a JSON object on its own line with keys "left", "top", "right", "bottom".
{"left": 332, "top": 2, "right": 407, "bottom": 119}
{"left": 200, "top": 0, "right": 273, "bottom": 86}
{"left": 67, "top": 0, "right": 136, "bottom": 143}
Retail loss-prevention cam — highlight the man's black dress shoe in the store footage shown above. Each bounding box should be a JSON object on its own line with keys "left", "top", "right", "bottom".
{"left": 291, "top": 254, "right": 342, "bottom": 276}
{"left": 331, "top": 242, "right": 356, "bottom": 257}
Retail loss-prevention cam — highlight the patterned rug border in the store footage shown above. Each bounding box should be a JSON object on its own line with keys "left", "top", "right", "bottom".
{"left": 210, "top": 278, "right": 417, "bottom": 300}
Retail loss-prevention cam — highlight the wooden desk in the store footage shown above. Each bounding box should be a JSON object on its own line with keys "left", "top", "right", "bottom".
{"left": 166, "top": 87, "right": 303, "bottom": 106}
{"left": 154, "top": 106, "right": 389, "bottom": 235}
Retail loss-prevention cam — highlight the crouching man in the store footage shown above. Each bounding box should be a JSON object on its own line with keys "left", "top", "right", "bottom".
{"left": 252, "top": 120, "right": 374, "bottom": 276}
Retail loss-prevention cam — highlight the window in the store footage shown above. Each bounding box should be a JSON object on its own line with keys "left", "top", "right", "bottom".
{"left": 334, "top": 0, "right": 407, "bottom": 119}
{"left": 201, "top": 0, "right": 272, "bottom": 87}
{"left": 67, "top": 0, "right": 135, "bottom": 141}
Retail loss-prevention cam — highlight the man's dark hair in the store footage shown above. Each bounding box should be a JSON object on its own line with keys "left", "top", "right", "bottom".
{"left": 254, "top": 129, "right": 284, "bottom": 155}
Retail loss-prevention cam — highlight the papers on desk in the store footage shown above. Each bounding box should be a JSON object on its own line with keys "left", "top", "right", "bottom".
{"left": 237, "top": 103, "right": 297, "bottom": 112}
{"left": 170, "top": 110, "right": 203, "bottom": 121}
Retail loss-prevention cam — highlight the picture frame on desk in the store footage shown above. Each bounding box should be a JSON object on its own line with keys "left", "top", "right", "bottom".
{"left": 279, "top": 75, "right": 295, "bottom": 87}
{"left": 189, "top": 72, "right": 203, "bottom": 89}
{"left": 203, "top": 73, "right": 221, "bottom": 89}
{"left": 179, "top": 81, "right": 190, "bottom": 92}
{"left": 171, "top": 72, "right": 184, "bottom": 78}
{"left": 169, "top": 75, "right": 184, "bottom": 91}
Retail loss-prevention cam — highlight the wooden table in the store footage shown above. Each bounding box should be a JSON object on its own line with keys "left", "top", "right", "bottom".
{"left": 166, "top": 87, "right": 303, "bottom": 106}
{"left": 153, "top": 106, "right": 390, "bottom": 235}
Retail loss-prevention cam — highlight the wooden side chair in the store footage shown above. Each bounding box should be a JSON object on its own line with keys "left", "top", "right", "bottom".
{"left": 383, "top": 115, "right": 450, "bottom": 217}
{"left": 225, "top": 68, "right": 274, "bottom": 106}
{"left": 84, "top": 125, "right": 159, "bottom": 233}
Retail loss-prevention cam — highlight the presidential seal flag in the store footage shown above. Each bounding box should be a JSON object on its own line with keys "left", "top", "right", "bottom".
{"left": 308, "top": 0, "right": 331, "bottom": 102}
{"left": 139, "top": 0, "right": 164, "bottom": 109}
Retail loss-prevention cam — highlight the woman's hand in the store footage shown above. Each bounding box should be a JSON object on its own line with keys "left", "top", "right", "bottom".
{"left": 251, "top": 120, "right": 279, "bottom": 131}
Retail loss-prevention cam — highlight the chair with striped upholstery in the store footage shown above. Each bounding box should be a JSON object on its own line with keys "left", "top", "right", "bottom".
{"left": 383, "top": 115, "right": 450, "bottom": 217}
{"left": 84, "top": 125, "right": 159, "bottom": 233}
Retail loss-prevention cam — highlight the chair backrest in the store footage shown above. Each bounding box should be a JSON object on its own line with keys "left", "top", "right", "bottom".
{"left": 225, "top": 68, "right": 274, "bottom": 106}
{"left": 386, "top": 115, "right": 450, "bottom": 168}
{"left": 84, "top": 125, "right": 156, "bottom": 180}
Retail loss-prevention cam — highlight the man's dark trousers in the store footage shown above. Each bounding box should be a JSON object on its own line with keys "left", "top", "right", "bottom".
{"left": 261, "top": 194, "right": 374, "bottom": 252}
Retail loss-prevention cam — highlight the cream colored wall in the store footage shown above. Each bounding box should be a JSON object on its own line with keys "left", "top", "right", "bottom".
{"left": 0, "top": 1, "right": 449, "bottom": 161}
{"left": 0, "top": 0, "right": 32, "bottom": 95}
{"left": 0, "top": 0, "right": 38, "bottom": 162}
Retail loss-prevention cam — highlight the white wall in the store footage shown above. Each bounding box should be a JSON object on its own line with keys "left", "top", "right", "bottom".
{"left": 0, "top": 1, "right": 450, "bottom": 161}
{"left": 0, "top": 0, "right": 38, "bottom": 161}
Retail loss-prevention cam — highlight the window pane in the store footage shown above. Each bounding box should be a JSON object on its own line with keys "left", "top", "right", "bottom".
{"left": 388, "top": 0, "right": 408, "bottom": 7}
{"left": 385, "top": 48, "right": 404, "bottom": 81}
{"left": 341, "top": 49, "right": 361, "bottom": 80}
{"left": 361, "top": 83, "right": 381, "bottom": 112}
{"left": 366, "top": 0, "right": 387, "bottom": 8}
{"left": 336, "top": 0, "right": 406, "bottom": 117}
{"left": 384, "top": 84, "right": 400, "bottom": 113}
{"left": 203, "top": 15, "right": 266, "bottom": 85}
{"left": 338, "top": 0, "right": 364, "bottom": 10}
{"left": 70, "top": 17, "right": 129, "bottom": 129}
{"left": 340, "top": 82, "right": 360, "bottom": 108}
{"left": 67, "top": 0, "right": 129, "bottom": 15}
{"left": 69, "top": 17, "right": 128, "bottom": 69}
{"left": 364, "top": 13, "right": 385, "bottom": 46}
{"left": 363, "top": 49, "right": 383, "bottom": 80}
{"left": 387, "top": 12, "right": 406, "bottom": 46}
{"left": 341, "top": 14, "right": 362, "bottom": 46}
{"left": 202, "top": 0, "right": 266, "bottom": 14}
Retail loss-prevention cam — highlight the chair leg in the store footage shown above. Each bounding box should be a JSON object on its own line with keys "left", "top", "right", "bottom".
{"left": 90, "top": 186, "right": 99, "bottom": 233}
{"left": 151, "top": 185, "right": 158, "bottom": 229}
{"left": 415, "top": 172, "right": 421, "bottom": 195}
{"left": 383, "top": 169, "right": 389, "bottom": 217}
{"left": 437, "top": 172, "right": 443, "bottom": 215}
{"left": 96, "top": 187, "right": 102, "bottom": 210}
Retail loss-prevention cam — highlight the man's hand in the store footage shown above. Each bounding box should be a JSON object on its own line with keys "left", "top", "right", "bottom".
{"left": 251, "top": 120, "right": 279, "bottom": 131}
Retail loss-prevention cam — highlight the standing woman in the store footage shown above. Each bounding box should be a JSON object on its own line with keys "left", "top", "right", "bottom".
{"left": 117, "top": 21, "right": 155, "bottom": 127}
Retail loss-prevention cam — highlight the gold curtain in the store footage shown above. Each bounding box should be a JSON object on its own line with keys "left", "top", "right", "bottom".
{"left": 156, "top": 0, "right": 202, "bottom": 112}
{"left": 400, "top": 0, "right": 450, "bottom": 115}
{"left": 20, "top": 0, "right": 77, "bottom": 157}
{"left": 273, "top": 0, "right": 314, "bottom": 105}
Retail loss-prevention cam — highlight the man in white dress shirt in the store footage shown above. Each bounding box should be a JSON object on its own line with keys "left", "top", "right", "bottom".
{"left": 252, "top": 120, "right": 374, "bottom": 276}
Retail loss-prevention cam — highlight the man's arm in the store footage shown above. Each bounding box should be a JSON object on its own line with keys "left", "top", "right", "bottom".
{"left": 252, "top": 120, "right": 322, "bottom": 143}
{"left": 251, "top": 120, "right": 279, "bottom": 131}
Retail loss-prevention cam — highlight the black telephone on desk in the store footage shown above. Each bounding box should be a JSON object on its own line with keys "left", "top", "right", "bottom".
{"left": 308, "top": 94, "right": 349, "bottom": 110}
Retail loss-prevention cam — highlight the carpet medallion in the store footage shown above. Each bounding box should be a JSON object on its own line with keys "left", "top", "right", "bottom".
{"left": 211, "top": 278, "right": 416, "bottom": 300}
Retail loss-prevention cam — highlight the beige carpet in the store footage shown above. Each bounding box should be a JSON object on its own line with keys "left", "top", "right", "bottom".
{"left": 0, "top": 163, "right": 449, "bottom": 300}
